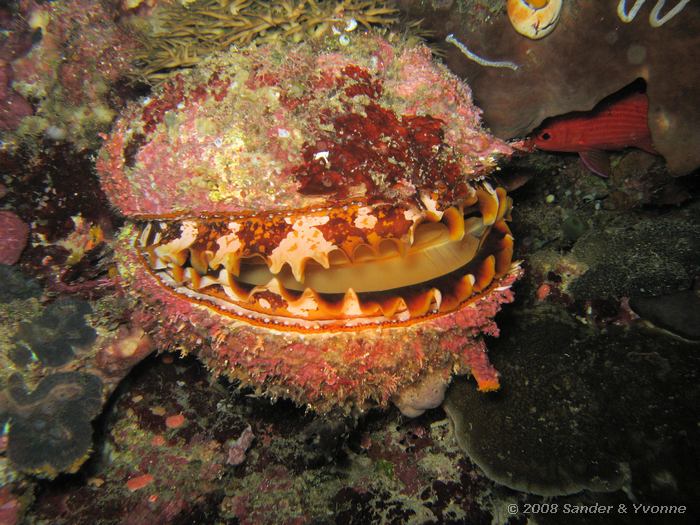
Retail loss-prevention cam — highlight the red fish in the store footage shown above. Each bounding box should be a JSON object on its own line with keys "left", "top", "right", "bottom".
{"left": 531, "top": 92, "right": 657, "bottom": 177}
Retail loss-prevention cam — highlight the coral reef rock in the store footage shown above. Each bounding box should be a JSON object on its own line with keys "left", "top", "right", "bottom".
{"left": 0, "top": 61, "right": 33, "bottom": 131}
{"left": 445, "top": 304, "right": 700, "bottom": 497}
{"left": 569, "top": 215, "right": 700, "bottom": 300}
{"left": 630, "top": 290, "right": 700, "bottom": 341}
{"left": 0, "top": 371, "right": 103, "bottom": 477}
{"left": 9, "top": 297, "right": 96, "bottom": 368}
{"left": 0, "top": 265, "right": 41, "bottom": 302}
{"left": 97, "top": 33, "right": 520, "bottom": 413}
{"left": 6, "top": 0, "right": 139, "bottom": 149}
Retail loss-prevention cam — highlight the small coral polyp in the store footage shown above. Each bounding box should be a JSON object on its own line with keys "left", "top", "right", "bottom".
{"left": 98, "top": 34, "right": 519, "bottom": 412}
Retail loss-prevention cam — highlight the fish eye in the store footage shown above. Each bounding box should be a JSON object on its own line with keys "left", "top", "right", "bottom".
{"left": 540, "top": 132, "right": 551, "bottom": 141}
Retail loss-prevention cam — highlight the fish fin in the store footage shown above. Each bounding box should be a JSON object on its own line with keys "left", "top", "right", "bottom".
{"left": 636, "top": 138, "right": 657, "bottom": 154}
{"left": 579, "top": 150, "right": 611, "bottom": 178}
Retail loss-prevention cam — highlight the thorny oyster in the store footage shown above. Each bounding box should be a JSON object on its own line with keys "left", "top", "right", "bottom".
{"left": 97, "top": 34, "right": 520, "bottom": 413}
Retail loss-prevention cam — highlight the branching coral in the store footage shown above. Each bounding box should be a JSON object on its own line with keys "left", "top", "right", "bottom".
{"left": 132, "top": 0, "right": 398, "bottom": 81}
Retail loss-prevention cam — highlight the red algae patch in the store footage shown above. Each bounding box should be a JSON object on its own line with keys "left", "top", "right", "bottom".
{"left": 165, "top": 413, "right": 186, "bottom": 429}
{"left": 536, "top": 283, "right": 552, "bottom": 301}
{"left": 126, "top": 473, "right": 154, "bottom": 492}
{"left": 0, "top": 210, "right": 29, "bottom": 265}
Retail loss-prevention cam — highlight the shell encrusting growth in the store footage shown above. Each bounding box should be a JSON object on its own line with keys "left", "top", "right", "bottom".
{"left": 507, "top": 0, "right": 562, "bottom": 40}
{"left": 97, "top": 34, "right": 520, "bottom": 412}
